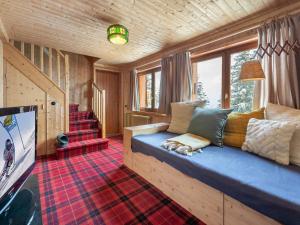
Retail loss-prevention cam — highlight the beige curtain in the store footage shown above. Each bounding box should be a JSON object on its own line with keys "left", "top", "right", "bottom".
{"left": 158, "top": 51, "right": 193, "bottom": 114}
{"left": 254, "top": 15, "right": 300, "bottom": 109}
{"left": 158, "top": 57, "right": 173, "bottom": 114}
{"left": 129, "top": 69, "right": 140, "bottom": 111}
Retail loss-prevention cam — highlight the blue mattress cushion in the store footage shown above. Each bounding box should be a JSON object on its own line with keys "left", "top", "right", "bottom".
{"left": 131, "top": 132, "right": 300, "bottom": 225}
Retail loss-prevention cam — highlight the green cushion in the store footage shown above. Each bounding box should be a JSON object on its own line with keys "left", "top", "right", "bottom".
{"left": 188, "top": 108, "right": 233, "bottom": 146}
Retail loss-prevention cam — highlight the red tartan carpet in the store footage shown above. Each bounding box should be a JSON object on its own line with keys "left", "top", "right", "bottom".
{"left": 33, "top": 136, "right": 205, "bottom": 225}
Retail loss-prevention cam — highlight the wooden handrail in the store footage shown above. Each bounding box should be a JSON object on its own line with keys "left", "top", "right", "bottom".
{"left": 92, "top": 83, "right": 106, "bottom": 138}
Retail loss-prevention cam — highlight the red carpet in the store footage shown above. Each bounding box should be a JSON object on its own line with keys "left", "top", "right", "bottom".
{"left": 33, "top": 136, "right": 205, "bottom": 225}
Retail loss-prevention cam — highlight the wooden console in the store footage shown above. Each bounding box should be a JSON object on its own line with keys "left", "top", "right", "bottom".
{"left": 123, "top": 123, "right": 281, "bottom": 225}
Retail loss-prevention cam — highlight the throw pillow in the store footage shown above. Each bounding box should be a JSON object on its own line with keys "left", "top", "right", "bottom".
{"left": 187, "top": 108, "right": 233, "bottom": 146}
{"left": 242, "top": 118, "right": 296, "bottom": 165}
{"left": 223, "top": 108, "right": 265, "bottom": 148}
{"left": 167, "top": 101, "right": 206, "bottom": 134}
{"left": 266, "top": 103, "right": 300, "bottom": 166}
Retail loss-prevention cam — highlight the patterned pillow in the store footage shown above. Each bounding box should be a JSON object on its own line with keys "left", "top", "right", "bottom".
{"left": 223, "top": 108, "right": 265, "bottom": 148}
{"left": 167, "top": 101, "right": 206, "bottom": 134}
{"left": 266, "top": 103, "right": 300, "bottom": 166}
{"left": 242, "top": 118, "right": 296, "bottom": 165}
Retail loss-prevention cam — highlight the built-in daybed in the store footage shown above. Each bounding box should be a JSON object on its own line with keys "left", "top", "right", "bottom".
{"left": 123, "top": 123, "right": 300, "bottom": 225}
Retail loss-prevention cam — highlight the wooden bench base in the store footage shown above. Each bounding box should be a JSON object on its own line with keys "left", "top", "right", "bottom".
{"left": 124, "top": 124, "right": 281, "bottom": 225}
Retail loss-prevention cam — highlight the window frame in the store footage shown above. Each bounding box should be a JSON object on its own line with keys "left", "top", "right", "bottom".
{"left": 191, "top": 41, "right": 257, "bottom": 108}
{"left": 138, "top": 67, "right": 161, "bottom": 112}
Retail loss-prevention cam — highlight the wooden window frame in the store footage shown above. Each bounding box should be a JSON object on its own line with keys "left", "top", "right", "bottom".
{"left": 191, "top": 41, "right": 257, "bottom": 108}
{"left": 138, "top": 67, "right": 161, "bottom": 112}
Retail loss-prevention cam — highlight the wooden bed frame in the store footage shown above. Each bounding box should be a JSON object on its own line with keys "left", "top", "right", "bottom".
{"left": 123, "top": 123, "right": 281, "bottom": 225}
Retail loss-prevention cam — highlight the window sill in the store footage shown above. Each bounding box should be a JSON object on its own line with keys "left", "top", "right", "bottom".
{"left": 130, "top": 111, "right": 169, "bottom": 117}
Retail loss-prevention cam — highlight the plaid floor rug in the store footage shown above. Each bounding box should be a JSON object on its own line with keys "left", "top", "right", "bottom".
{"left": 33, "top": 136, "right": 205, "bottom": 225}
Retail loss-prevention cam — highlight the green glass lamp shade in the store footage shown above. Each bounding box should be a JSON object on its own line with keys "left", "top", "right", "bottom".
{"left": 107, "top": 24, "right": 129, "bottom": 45}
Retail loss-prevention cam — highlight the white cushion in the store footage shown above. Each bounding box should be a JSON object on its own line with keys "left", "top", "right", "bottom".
{"left": 242, "top": 118, "right": 296, "bottom": 165}
{"left": 167, "top": 101, "right": 205, "bottom": 134}
{"left": 266, "top": 103, "right": 300, "bottom": 166}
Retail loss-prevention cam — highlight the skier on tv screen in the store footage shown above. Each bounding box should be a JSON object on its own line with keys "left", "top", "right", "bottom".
{"left": 0, "top": 139, "right": 15, "bottom": 182}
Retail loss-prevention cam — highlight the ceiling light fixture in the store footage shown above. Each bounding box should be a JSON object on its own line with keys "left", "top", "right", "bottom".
{"left": 107, "top": 24, "right": 129, "bottom": 45}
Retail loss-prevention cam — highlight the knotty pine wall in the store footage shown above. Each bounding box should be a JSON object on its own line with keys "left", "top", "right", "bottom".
{"left": 67, "top": 52, "right": 94, "bottom": 112}
{"left": 3, "top": 58, "right": 65, "bottom": 156}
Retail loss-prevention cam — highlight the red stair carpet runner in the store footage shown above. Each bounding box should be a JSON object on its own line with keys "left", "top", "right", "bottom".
{"left": 56, "top": 104, "right": 109, "bottom": 159}
{"left": 34, "top": 136, "right": 204, "bottom": 225}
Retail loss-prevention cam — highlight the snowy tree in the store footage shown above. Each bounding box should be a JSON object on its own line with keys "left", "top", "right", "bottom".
{"left": 196, "top": 82, "right": 209, "bottom": 106}
{"left": 230, "top": 50, "right": 256, "bottom": 112}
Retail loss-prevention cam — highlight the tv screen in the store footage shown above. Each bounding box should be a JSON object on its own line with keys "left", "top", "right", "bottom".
{"left": 0, "top": 106, "right": 36, "bottom": 202}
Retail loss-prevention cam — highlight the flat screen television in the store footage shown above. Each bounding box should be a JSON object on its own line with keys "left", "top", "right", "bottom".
{"left": 0, "top": 106, "right": 37, "bottom": 212}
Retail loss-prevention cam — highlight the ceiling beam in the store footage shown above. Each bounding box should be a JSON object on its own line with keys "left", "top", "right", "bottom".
{"left": 122, "top": 1, "right": 300, "bottom": 69}
{"left": 0, "top": 18, "right": 9, "bottom": 42}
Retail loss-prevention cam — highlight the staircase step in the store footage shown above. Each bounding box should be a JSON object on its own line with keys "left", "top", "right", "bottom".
{"left": 69, "top": 111, "right": 93, "bottom": 121}
{"left": 56, "top": 138, "right": 109, "bottom": 159}
{"left": 66, "top": 129, "right": 100, "bottom": 143}
{"left": 70, "top": 119, "right": 98, "bottom": 131}
{"left": 69, "top": 104, "right": 79, "bottom": 113}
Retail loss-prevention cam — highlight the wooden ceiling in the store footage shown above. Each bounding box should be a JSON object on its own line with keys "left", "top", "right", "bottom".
{"left": 0, "top": 0, "right": 298, "bottom": 64}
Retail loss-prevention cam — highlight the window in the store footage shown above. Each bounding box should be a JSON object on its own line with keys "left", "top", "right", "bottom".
{"left": 230, "top": 49, "right": 256, "bottom": 112}
{"left": 192, "top": 42, "right": 257, "bottom": 112}
{"left": 138, "top": 68, "right": 161, "bottom": 111}
{"left": 194, "top": 56, "right": 222, "bottom": 108}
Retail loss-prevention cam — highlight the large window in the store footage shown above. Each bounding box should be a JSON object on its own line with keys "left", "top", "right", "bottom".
{"left": 230, "top": 49, "right": 256, "bottom": 112}
{"left": 192, "top": 42, "right": 257, "bottom": 112}
{"left": 194, "top": 56, "right": 222, "bottom": 108}
{"left": 138, "top": 68, "right": 161, "bottom": 111}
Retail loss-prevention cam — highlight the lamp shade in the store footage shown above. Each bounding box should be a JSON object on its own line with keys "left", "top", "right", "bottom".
{"left": 107, "top": 24, "right": 129, "bottom": 45}
{"left": 239, "top": 60, "right": 265, "bottom": 81}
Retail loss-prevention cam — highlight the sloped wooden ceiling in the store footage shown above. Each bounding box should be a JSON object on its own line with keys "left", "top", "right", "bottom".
{"left": 0, "top": 0, "right": 298, "bottom": 64}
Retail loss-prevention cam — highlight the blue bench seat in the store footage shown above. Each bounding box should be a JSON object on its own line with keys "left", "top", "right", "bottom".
{"left": 131, "top": 132, "right": 300, "bottom": 225}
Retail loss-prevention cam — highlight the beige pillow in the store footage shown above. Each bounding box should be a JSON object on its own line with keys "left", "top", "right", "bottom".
{"left": 242, "top": 118, "right": 296, "bottom": 165}
{"left": 266, "top": 103, "right": 300, "bottom": 166}
{"left": 167, "top": 101, "right": 205, "bottom": 134}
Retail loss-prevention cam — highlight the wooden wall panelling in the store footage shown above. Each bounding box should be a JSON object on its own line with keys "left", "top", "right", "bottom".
{"left": 64, "top": 55, "right": 69, "bottom": 132}
{"left": 0, "top": 18, "right": 9, "bottom": 42}
{"left": 24, "top": 42, "right": 31, "bottom": 60}
{"left": 5, "top": 62, "right": 47, "bottom": 155}
{"left": 31, "top": 43, "right": 34, "bottom": 63}
{"left": 0, "top": 40, "right": 3, "bottom": 107}
{"left": 40, "top": 46, "right": 44, "bottom": 72}
{"left": 34, "top": 45, "right": 41, "bottom": 70}
{"left": 49, "top": 48, "right": 53, "bottom": 80}
{"left": 57, "top": 52, "right": 61, "bottom": 88}
{"left": 3, "top": 43, "right": 65, "bottom": 105}
{"left": 47, "top": 94, "right": 64, "bottom": 155}
{"left": 95, "top": 69, "right": 120, "bottom": 136}
{"left": 51, "top": 48, "right": 58, "bottom": 84}
{"left": 43, "top": 47, "right": 49, "bottom": 76}
{"left": 68, "top": 52, "right": 93, "bottom": 111}
{"left": 60, "top": 56, "right": 65, "bottom": 91}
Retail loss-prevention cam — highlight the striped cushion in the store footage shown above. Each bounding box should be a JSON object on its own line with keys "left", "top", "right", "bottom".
{"left": 223, "top": 108, "right": 265, "bottom": 147}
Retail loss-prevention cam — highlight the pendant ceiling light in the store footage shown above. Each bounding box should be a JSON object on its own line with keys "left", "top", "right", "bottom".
{"left": 107, "top": 24, "right": 129, "bottom": 45}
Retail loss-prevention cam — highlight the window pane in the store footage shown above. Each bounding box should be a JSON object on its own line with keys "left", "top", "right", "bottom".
{"left": 154, "top": 71, "right": 161, "bottom": 108}
{"left": 230, "top": 49, "right": 256, "bottom": 112}
{"left": 196, "top": 57, "right": 222, "bottom": 108}
{"left": 145, "top": 73, "right": 152, "bottom": 108}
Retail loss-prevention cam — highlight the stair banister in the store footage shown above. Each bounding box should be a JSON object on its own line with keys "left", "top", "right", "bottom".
{"left": 92, "top": 83, "right": 106, "bottom": 138}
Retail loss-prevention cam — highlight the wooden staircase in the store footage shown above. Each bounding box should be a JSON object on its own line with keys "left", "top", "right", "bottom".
{"left": 56, "top": 104, "right": 109, "bottom": 159}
